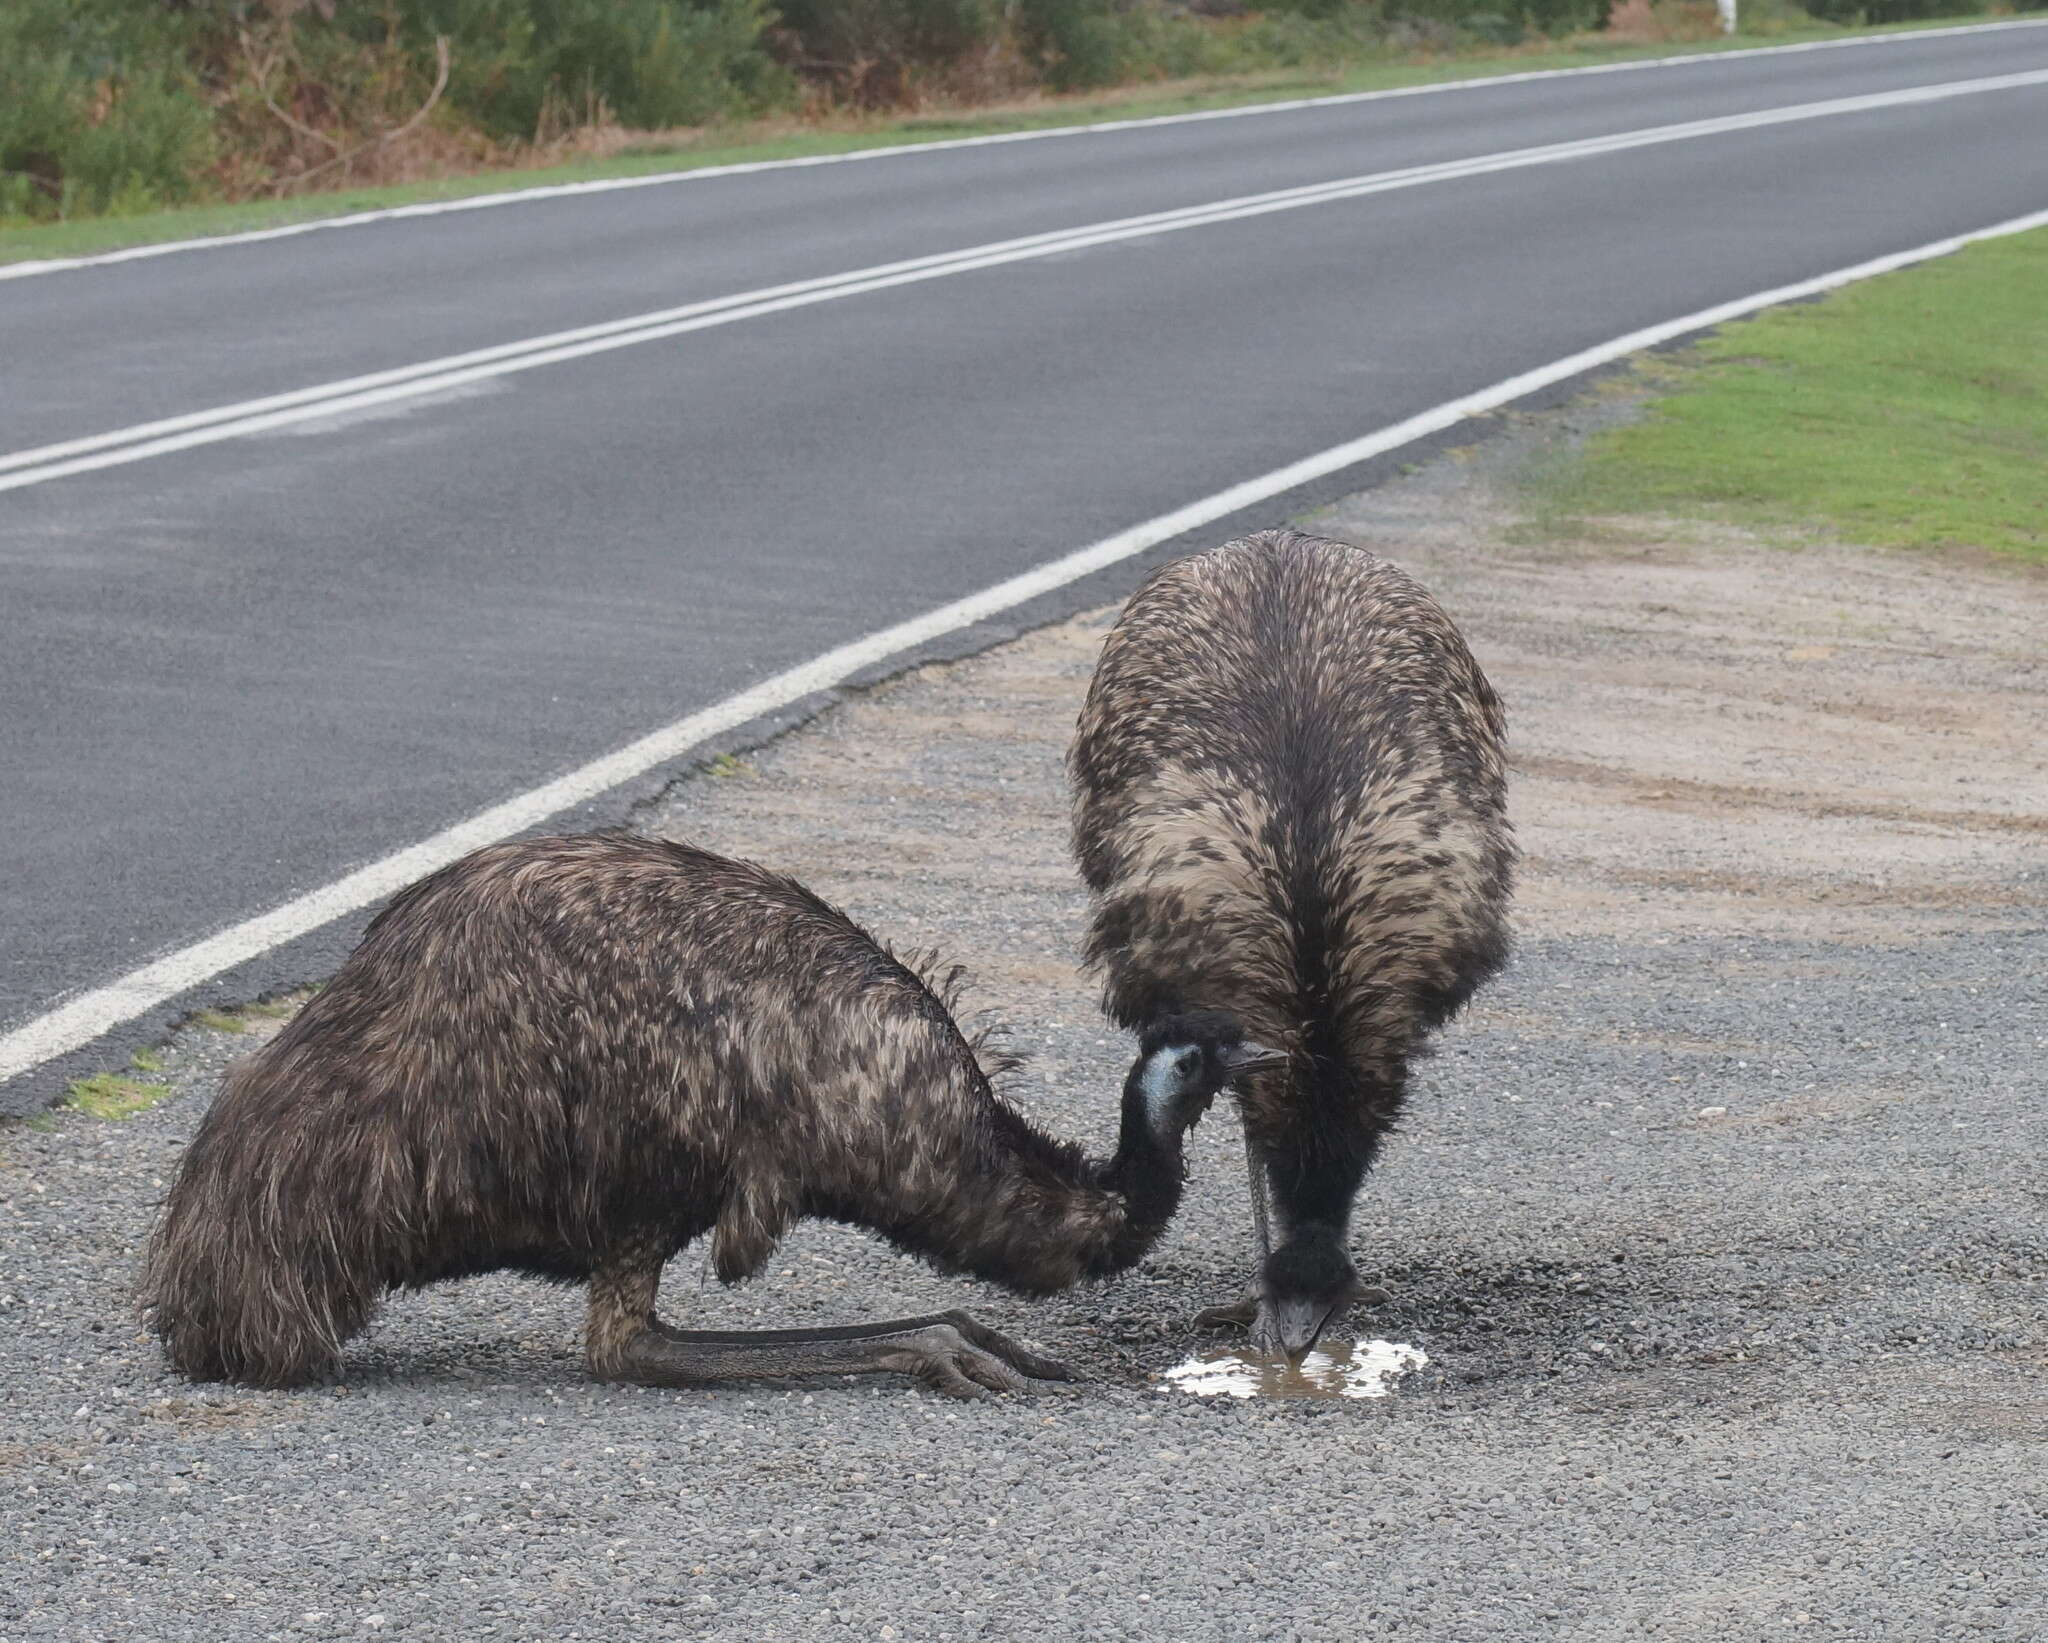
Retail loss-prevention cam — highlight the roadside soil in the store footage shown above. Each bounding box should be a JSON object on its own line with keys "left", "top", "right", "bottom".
{"left": 3, "top": 403, "right": 2042, "bottom": 1640}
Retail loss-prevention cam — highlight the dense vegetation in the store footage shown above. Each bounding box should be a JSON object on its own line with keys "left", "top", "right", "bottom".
{"left": 1, "top": 0, "right": 2029, "bottom": 222}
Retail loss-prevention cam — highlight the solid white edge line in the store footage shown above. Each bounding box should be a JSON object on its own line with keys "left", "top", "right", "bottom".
{"left": 5, "top": 199, "right": 2047, "bottom": 1086}
{"left": 3, "top": 17, "right": 2046, "bottom": 283}
{"left": 7, "top": 64, "right": 2046, "bottom": 493}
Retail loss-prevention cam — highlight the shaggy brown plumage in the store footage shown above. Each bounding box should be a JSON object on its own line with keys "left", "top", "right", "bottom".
{"left": 141, "top": 832, "right": 1271, "bottom": 1396}
{"left": 1069, "top": 529, "right": 1516, "bottom": 1354}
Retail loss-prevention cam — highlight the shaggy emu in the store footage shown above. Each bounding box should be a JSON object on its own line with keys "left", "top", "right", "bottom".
{"left": 1069, "top": 529, "right": 1515, "bottom": 1358}
{"left": 142, "top": 833, "right": 1279, "bottom": 1397}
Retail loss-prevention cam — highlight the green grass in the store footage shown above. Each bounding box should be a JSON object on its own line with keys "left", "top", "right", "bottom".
{"left": 38, "top": 996, "right": 306, "bottom": 1125}
{"left": 184, "top": 995, "right": 307, "bottom": 1036}
{"left": 0, "top": 17, "right": 1986, "bottom": 267}
{"left": 65, "top": 1072, "right": 174, "bottom": 1120}
{"left": 187, "top": 1007, "right": 245, "bottom": 1035}
{"left": 1529, "top": 226, "right": 2048, "bottom": 563}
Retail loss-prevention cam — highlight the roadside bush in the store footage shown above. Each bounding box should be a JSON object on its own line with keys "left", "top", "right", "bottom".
{"left": 401, "top": 0, "right": 797, "bottom": 137}
{"left": 168, "top": 0, "right": 798, "bottom": 193}
{"left": 774, "top": 0, "right": 1011, "bottom": 104}
{"left": 0, "top": 0, "right": 215, "bottom": 219}
{"left": 1388, "top": 0, "right": 1611, "bottom": 41}
{"left": 1017, "top": 0, "right": 1401, "bottom": 92}
{"left": 1016, "top": 0, "right": 1150, "bottom": 89}
{"left": 1798, "top": 0, "right": 2002, "bottom": 19}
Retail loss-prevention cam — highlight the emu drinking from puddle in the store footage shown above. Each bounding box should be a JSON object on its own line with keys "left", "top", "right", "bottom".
{"left": 143, "top": 832, "right": 1275, "bottom": 1397}
{"left": 1070, "top": 530, "right": 1516, "bottom": 1358}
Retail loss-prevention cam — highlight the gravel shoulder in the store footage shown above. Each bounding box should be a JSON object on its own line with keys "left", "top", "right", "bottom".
{"left": 3, "top": 408, "right": 2043, "bottom": 1641}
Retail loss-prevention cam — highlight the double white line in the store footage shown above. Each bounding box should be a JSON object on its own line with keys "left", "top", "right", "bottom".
{"left": 7, "top": 64, "right": 2047, "bottom": 497}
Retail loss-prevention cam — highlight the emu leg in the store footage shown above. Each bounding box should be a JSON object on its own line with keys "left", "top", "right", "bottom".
{"left": 1247, "top": 1113, "right": 1394, "bottom": 1358}
{"left": 618, "top": 1312, "right": 1074, "bottom": 1399}
{"left": 1193, "top": 1125, "right": 1274, "bottom": 1333}
{"left": 583, "top": 1255, "right": 1069, "bottom": 1398}
{"left": 1246, "top": 1128, "right": 1277, "bottom": 1272}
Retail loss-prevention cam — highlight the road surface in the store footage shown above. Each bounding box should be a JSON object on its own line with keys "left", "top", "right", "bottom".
{"left": 3, "top": 20, "right": 2047, "bottom": 1106}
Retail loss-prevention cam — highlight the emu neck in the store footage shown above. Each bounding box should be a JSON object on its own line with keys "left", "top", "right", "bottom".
{"left": 1099, "top": 1069, "right": 1190, "bottom": 1254}
{"left": 814, "top": 1059, "right": 1196, "bottom": 1297}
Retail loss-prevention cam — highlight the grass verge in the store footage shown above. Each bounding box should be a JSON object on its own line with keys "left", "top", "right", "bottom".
{"left": 1525, "top": 225, "right": 2048, "bottom": 564}
{"left": 66, "top": 1071, "right": 175, "bottom": 1121}
{"left": 184, "top": 995, "right": 306, "bottom": 1036}
{"left": 0, "top": 19, "right": 1992, "bottom": 269}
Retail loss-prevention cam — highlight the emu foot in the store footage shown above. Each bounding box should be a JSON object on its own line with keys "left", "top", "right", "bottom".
{"left": 876, "top": 1313, "right": 1075, "bottom": 1400}
{"left": 608, "top": 1309, "right": 1073, "bottom": 1400}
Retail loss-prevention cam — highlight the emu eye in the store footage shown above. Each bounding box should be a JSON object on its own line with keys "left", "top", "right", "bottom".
{"left": 1178, "top": 1049, "right": 1202, "bottom": 1078}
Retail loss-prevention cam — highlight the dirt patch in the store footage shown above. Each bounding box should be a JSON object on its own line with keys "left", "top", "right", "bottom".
{"left": 1315, "top": 423, "right": 2048, "bottom": 942}
{"left": 138, "top": 1398, "right": 290, "bottom": 1436}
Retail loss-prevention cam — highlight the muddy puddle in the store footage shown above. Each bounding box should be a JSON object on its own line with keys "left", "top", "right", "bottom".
{"left": 1164, "top": 1339, "right": 1428, "bottom": 1400}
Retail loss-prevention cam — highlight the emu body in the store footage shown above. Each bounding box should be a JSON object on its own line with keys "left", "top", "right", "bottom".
{"left": 143, "top": 833, "right": 1273, "bottom": 1396}
{"left": 1069, "top": 530, "right": 1516, "bottom": 1356}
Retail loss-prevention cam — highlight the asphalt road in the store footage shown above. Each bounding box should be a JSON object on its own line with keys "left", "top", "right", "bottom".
{"left": 5, "top": 21, "right": 2048, "bottom": 1106}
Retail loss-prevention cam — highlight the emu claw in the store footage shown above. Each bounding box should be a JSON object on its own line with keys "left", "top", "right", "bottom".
{"left": 884, "top": 1313, "right": 1075, "bottom": 1400}
{"left": 941, "top": 1310, "right": 1075, "bottom": 1384}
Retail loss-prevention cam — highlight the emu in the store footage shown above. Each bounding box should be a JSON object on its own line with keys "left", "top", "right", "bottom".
{"left": 1069, "top": 529, "right": 1515, "bottom": 1358}
{"left": 142, "top": 833, "right": 1278, "bottom": 1397}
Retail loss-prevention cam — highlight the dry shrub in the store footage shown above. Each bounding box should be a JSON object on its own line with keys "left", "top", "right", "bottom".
{"left": 1381, "top": 17, "right": 1464, "bottom": 51}
{"left": 895, "top": 34, "right": 1043, "bottom": 108}
{"left": 209, "top": 20, "right": 496, "bottom": 197}
{"left": 194, "top": 0, "right": 794, "bottom": 199}
{"left": 1603, "top": 0, "right": 1727, "bottom": 40}
{"left": 770, "top": 0, "right": 1039, "bottom": 111}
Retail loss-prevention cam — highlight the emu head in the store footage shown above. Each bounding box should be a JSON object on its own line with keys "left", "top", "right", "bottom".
{"left": 1130, "top": 1011, "right": 1288, "bottom": 1140}
{"left": 1256, "top": 1226, "right": 1368, "bottom": 1360}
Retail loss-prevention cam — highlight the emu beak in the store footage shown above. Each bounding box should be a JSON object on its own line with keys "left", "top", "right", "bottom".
{"left": 1251, "top": 1292, "right": 1345, "bottom": 1362}
{"left": 1221, "top": 1041, "right": 1288, "bottom": 1081}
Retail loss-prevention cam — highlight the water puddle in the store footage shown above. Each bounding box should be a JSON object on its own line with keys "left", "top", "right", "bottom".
{"left": 1163, "top": 1338, "right": 1428, "bottom": 1400}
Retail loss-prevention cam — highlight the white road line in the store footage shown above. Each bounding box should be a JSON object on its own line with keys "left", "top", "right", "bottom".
{"left": 4, "top": 18, "right": 2045, "bottom": 284}
{"left": 7, "top": 65, "right": 2046, "bottom": 496}
{"left": 5, "top": 200, "right": 2047, "bottom": 1086}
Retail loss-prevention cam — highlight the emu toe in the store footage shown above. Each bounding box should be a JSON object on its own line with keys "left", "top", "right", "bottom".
{"left": 879, "top": 1315, "right": 1075, "bottom": 1400}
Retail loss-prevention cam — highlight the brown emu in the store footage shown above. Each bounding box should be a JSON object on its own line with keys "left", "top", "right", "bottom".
{"left": 142, "top": 833, "right": 1278, "bottom": 1397}
{"left": 1069, "top": 530, "right": 1515, "bottom": 1357}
